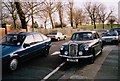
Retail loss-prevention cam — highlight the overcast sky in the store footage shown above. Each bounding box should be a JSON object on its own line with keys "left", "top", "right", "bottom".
{"left": 74, "top": 0, "right": 120, "bottom": 16}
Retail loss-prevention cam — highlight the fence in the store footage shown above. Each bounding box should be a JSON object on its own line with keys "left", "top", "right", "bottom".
{"left": 0, "top": 24, "right": 78, "bottom": 38}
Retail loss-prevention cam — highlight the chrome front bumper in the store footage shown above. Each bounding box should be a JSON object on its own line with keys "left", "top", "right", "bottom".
{"left": 59, "top": 54, "right": 93, "bottom": 59}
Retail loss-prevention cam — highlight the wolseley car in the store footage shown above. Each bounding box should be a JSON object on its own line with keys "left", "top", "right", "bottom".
{"left": 102, "top": 31, "right": 119, "bottom": 45}
{"left": 59, "top": 31, "right": 103, "bottom": 63}
{"left": 1, "top": 32, "right": 51, "bottom": 71}
{"left": 47, "top": 32, "right": 66, "bottom": 41}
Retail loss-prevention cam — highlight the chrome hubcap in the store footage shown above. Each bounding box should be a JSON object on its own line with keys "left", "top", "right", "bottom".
{"left": 10, "top": 59, "right": 18, "bottom": 71}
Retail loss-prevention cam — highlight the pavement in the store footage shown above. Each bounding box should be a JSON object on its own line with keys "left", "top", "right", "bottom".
{"left": 95, "top": 46, "right": 120, "bottom": 81}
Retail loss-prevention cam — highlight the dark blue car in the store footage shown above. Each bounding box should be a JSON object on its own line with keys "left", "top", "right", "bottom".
{"left": 0, "top": 32, "right": 51, "bottom": 71}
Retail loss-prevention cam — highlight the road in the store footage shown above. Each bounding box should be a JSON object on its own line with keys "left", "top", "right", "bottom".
{"left": 2, "top": 38, "right": 120, "bottom": 81}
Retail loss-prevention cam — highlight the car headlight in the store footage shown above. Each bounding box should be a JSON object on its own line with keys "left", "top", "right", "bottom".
{"left": 78, "top": 51, "right": 83, "bottom": 55}
{"left": 64, "top": 51, "right": 68, "bottom": 55}
{"left": 113, "top": 37, "right": 118, "bottom": 40}
{"left": 60, "top": 46, "right": 64, "bottom": 50}
{"left": 84, "top": 45, "right": 89, "bottom": 51}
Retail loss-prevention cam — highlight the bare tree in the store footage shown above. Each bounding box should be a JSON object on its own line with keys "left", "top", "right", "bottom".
{"left": 84, "top": 2, "right": 101, "bottom": 29}
{"left": 43, "top": 0, "right": 56, "bottom": 29}
{"left": 98, "top": 4, "right": 113, "bottom": 29}
{"left": 73, "top": 8, "right": 79, "bottom": 28}
{"left": 3, "top": 1, "right": 17, "bottom": 29}
{"left": 108, "top": 15, "right": 116, "bottom": 28}
{"left": 39, "top": 11, "right": 49, "bottom": 29}
{"left": 15, "top": 2, "right": 27, "bottom": 30}
{"left": 56, "top": 0, "right": 64, "bottom": 28}
{"left": 0, "top": 2, "right": 9, "bottom": 25}
{"left": 67, "top": 0, "right": 74, "bottom": 27}
{"left": 21, "top": 2, "right": 43, "bottom": 31}
{"left": 73, "top": 8, "right": 85, "bottom": 28}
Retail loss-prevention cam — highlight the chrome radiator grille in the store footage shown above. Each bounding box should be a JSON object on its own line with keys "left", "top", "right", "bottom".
{"left": 69, "top": 43, "right": 78, "bottom": 57}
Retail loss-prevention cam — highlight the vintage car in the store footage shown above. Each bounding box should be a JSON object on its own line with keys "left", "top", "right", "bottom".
{"left": 59, "top": 31, "right": 103, "bottom": 63}
{"left": 1, "top": 32, "right": 51, "bottom": 71}
{"left": 102, "top": 30, "right": 119, "bottom": 45}
{"left": 47, "top": 32, "right": 66, "bottom": 41}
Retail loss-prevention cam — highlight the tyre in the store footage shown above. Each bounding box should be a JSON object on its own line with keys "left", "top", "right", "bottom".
{"left": 89, "top": 55, "right": 95, "bottom": 64}
{"left": 88, "top": 50, "right": 95, "bottom": 64}
{"left": 64, "top": 36, "right": 66, "bottom": 40}
{"left": 115, "top": 41, "right": 119, "bottom": 45}
{"left": 9, "top": 58, "right": 18, "bottom": 71}
{"left": 57, "top": 37, "right": 60, "bottom": 41}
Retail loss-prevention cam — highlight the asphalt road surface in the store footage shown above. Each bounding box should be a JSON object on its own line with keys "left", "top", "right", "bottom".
{"left": 2, "top": 38, "right": 120, "bottom": 81}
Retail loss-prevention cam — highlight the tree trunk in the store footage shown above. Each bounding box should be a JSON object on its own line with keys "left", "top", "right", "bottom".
{"left": 102, "top": 21, "right": 104, "bottom": 29}
{"left": 15, "top": 2, "right": 27, "bottom": 31}
{"left": 58, "top": 9, "right": 63, "bottom": 29}
{"left": 93, "top": 20, "right": 96, "bottom": 29}
{"left": 102, "top": 23, "right": 104, "bottom": 29}
{"left": 49, "top": 13, "right": 54, "bottom": 29}
{"left": 31, "top": 15, "right": 34, "bottom": 31}
{"left": 110, "top": 23, "right": 113, "bottom": 28}
{"left": 70, "top": 7, "right": 73, "bottom": 27}
{"left": 13, "top": 18, "right": 16, "bottom": 29}
{"left": 76, "top": 23, "right": 78, "bottom": 28}
{"left": 44, "top": 21, "right": 47, "bottom": 29}
{"left": 31, "top": 2, "right": 34, "bottom": 32}
{"left": 12, "top": 15, "right": 16, "bottom": 29}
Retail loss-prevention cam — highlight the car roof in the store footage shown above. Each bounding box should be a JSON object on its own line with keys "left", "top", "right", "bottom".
{"left": 7, "top": 32, "right": 39, "bottom": 36}
{"left": 74, "top": 31, "right": 97, "bottom": 34}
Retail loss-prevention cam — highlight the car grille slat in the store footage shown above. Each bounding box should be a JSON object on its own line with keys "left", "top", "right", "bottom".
{"left": 69, "top": 43, "right": 78, "bottom": 57}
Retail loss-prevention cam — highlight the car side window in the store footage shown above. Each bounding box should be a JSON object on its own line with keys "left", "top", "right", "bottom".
{"left": 24, "top": 35, "right": 35, "bottom": 45}
{"left": 96, "top": 33, "right": 100, "bottom": 38}
{"left": 93, "top": 33, "right": 98, "bottom": 39}
{"left": 33, "top": 34, "right": 43, "bottom": 43}
{"left": 40, "top": 34, "right": 48, "bottom": 40}
{"left": 57, "top": 32, "right": 60, "bottom": 36}
{"left": 59, "top": 32, "right": 62, "bottom": 36}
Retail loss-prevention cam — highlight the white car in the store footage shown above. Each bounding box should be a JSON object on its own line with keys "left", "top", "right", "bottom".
{"left": 47, "top": 32, "right": 66, "bottom": 41}
{"left": 102, "top": 31, "right": 119, "bottom": 45}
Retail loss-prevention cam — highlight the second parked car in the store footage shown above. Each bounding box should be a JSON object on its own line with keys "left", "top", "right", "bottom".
{"left": 47, "top": 32, "right": 66, "bottom": 41}
{"left": 1, "top": 32, "right": 51, "bottom": 71}
{"left": 102, "top": 31, "right": 119, "bottom": 45}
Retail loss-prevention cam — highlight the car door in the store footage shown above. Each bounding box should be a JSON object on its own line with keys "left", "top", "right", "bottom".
{"left": 33, "top": 33, "right": 46, "bottom": 56}
{"left": 59, "top": 32, "right": 64, "bottom": 39}
{"left": 17, "top": 35, "right": 37, "bottom": 62}
{"left": 92, "top": 33, "right": 101, "bottom": 55}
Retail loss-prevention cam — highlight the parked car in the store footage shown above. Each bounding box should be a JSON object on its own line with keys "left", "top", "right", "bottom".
{"left": 109, "top": 27, "right": 120, "bottom": 35}
{"left": 59, "top": 31, "right": 103, "bottom": 63}
{"left": 109, "top": 27, "right": 120, "bottom": 42}
{"left": 93, "top": 29, "right": 108, "bottom": 36}
{"left": 1, "top": 32, "right": 51, "bottom": 71}
{"left": 47, "top": 32, "right": 66, "bottom": 41}
{"left": 102, "top": 31, "right": 119, "bottom": 45}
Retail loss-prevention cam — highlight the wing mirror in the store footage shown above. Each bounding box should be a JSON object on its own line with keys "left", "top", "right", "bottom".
{"left": 23, "top": 43, "right": 30, "bottom": 48}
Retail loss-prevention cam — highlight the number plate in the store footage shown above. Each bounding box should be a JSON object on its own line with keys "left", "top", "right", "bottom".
{"left": 67, "top": 58, "right": 78, "bottom": 62}
{"left": 105, "top": 39, "right": 111, "bottom": 42}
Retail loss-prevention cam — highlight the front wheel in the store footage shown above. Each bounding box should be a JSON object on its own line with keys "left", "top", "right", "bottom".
{"left": 89, "top": 55, "right": 95, "bottom": 64}
{"left": 115, "top": 41, "right": 119, "bottom": 45}
{"left": 64, "top": 36, "right": 66, "bottom": 40}
{"left": 88, "top": 50, "right": 95, "bottom": 64}
{"left": 57, "top": 37, "right": 60, "bottom": 41}
{"left": 9, "top": 58, "right": 18, "bottom": 71}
